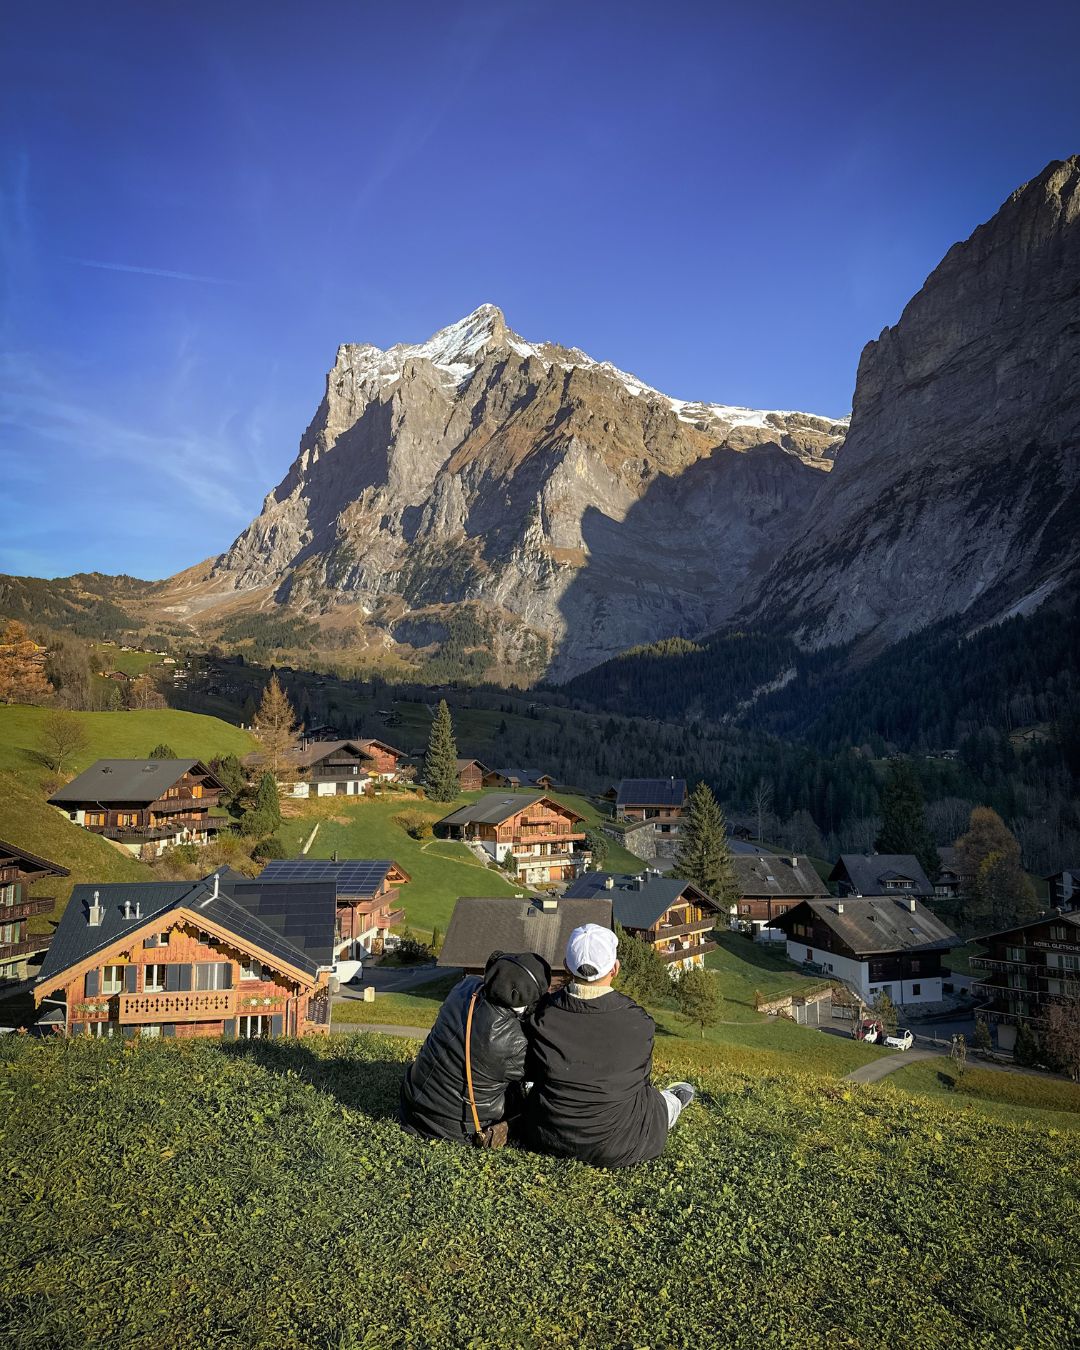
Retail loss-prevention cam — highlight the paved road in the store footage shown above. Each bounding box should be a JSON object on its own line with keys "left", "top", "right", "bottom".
{"left": 335, "top": 962, "right": 460, "bottom": 1002}
{"left": 844, "top": 1049, "right": 937, "bottom": 1084}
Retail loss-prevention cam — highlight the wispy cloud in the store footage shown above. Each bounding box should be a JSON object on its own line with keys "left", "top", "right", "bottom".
{"left": 66, "top": 257, "right": 235, "bottom": 285}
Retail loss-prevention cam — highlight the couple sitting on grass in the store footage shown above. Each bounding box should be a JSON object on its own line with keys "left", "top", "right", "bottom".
{"left": 400, "top": 924, "right": 695, "bottom": 1167}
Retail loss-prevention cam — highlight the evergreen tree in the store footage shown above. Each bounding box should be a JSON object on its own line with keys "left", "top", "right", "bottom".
{"left": 1012, "top": 1020, "right": 1041, "bottom": 1067}
{"left": 674, "top": 966, "right": 723, "bottom": 1038}
{"left": 673, "top": 781, "right": 736, "bottom": 906}
{"left": 253, "top": 674, "right": 297, "bottom": 778}
{"left": 210, "top": 754, "right": 246, "bottom": 810}
{"left": 585, "top": 828, "right": 609, "bottom": 869}
{"left": 423, "top": 700, "right": 459, "bottom": 802}
{"left": 148, "top": 743, "right": 177, "bottom": 759}
{"left": 875, "top": 759, "right": 940, "bottom": 875}
{"left": 255, "top": 771, "right": 282, "bottom": 830}
{"left": 614, "top": 924, "right": 671, "bottom": 1005}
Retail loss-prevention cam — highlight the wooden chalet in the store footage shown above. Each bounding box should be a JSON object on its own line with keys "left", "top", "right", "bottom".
{"left": 246, "top": 736, "right": 406, "bottom": 798}
{"left": 258, "top": 857, "right": 409, "bottom": 958}
{"left": 829, "top": 854, "right": 934, "bottom": 900}
{"left": 456, "top": 758, "right": 490, "bottom": 792}
{"left": 33, "top": 871, "right": 336, "bottom": 1039}
{"left": 435, "top": 792, "right": 588, "bottom": 885}
{"left": 0, "top": 840, "right": 69, "bottom": 986}
{"left": 969, "top": 910, "right": 1080, "bottom": 1051}
{"left": 611, "top": 779, "right": 688, "bottom": 851}
{"left": 731, "top": 853, "right": 828, "bottom": 936}
{"left": 482, "top": 768, "right": 556, "bottom": 791}
{"left": 768, "top": 895, "right": 958, "bottom": 1006}
{"left": 933, "top": 847, "right": 974, "bottom": 903}
{"left": 564, "top": 870, "right": 721, "bottom": 972}
{"left": 438, "top": 895, "right": 613, "bottom": 979}
{"left": 48, "top": 760, "right": 227, "bottom": 857}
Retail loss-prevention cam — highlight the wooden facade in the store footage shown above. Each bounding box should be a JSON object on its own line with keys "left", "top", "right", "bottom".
{"left": 456, "top": 759, "right": 489, "bottom": 792}
{"left": 970, "top": 912, "right": 1080, "bottom": 1045}
{"left": 34, "top": 909, "right": 330, "bottom": 1040}
{"left": 438, "top": 794, "right": 588, "bottom": 884}
{"left": 625, "top": 893, "right": 717, "bottom": 971}
{"left": 335, "top": 864, "right": 410, "bottom": 954}
{"left": 51, "top": 762, "right": 226, "bottom": 857}
{"left": 0, "top": 841, "right": 68, "bottom": 984}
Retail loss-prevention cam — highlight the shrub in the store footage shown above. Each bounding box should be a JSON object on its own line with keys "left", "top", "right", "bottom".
{"left": 392, "top": 809, "right": 436, "bottom": 841}
{"left": 252, "top": 835, "right": 288, "bottom": 861}
{"left": 1013, "top": 1020, "right": 1041, "bottom": 1067}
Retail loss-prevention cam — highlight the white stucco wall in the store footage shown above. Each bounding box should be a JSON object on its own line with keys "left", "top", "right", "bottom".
{"left": 784, "top": 940, "right": 942, "bottom": 1004}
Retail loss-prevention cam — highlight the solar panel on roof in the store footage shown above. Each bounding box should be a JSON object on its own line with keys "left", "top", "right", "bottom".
{"left": 258, "top": 857, "right": 393, "bottom": 897}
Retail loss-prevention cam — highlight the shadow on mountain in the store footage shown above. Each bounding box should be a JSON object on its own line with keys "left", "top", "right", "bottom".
{"left": 551, "top": 442, "right": 828, "bottom": 681}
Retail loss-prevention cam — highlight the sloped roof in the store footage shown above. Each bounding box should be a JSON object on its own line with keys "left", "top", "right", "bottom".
{"left": 437, "top": 792, "right": 582, "bottom": 828}
{"left": 772, "top": 896, "right": 958, "bottom": 956}
{"left": 972, "top": 909, "right": 1080, "bottom": 944}
{"left": 563, "top": 871, "right": 720, "bottom": 928}
{"left": 455, "top": 758, "right": 489, "bottom": 772}
{"left": 488, "top": 768, "right": 551, "bottom": 785}
{"left": 36, "top": 872, "right": 337, "bottom": 988}
{"left": 257, "top": 857, "right": 407, "bottom": 899}
{"left": 732, "top": 854, "right": 827, "bottom": 899}
{"left": 438, "top": 896, "right": 613, "bottom": 972}
{"left": 0, "top": 838, "right": 69, "bottom": 878}
{"left": 292, "top": 740, "right": 372, "bottom": 769}
{"left": 48, "top": 759, "right": 221, "bottom": 805}
{"left": 615, "top": 778, "right": 687, "bottom": 808}
{"left": 830, "top": 854, "right": 934, "bottom": 897}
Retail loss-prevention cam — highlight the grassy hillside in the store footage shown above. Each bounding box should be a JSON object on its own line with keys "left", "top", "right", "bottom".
{"left": 1, "top": 1033, "right": 1077, "bottom": 1349}
{"left": 0, "top": 705, "right": 254, "bottom": 781}
{"left": 884, "top": 1058, "right": 1080, "bottom": 1133}
{"left": 277, "top": 787, "right": 642, "bottom": 936}
{"left": 0, "top": 707, "right": 255, "bottom": 920}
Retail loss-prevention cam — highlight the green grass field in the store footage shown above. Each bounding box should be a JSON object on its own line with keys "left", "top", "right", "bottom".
{"left": 884, "top": 1057, "right": 1080, "bottom": 1133}
{"left": 704, "top": 931, "right": 834, "bottom": 1020}
{"left": 277, "top": 786, "right": 643, "bottom": 936}
{"left": 0, "top": 706, "right": 255, "bottom": 920}
{"left": 2, "top": 1032, "right": 1077, "bottom": 1349}
{"left": 89, "top": 643, "right": 165, "bottom": 678}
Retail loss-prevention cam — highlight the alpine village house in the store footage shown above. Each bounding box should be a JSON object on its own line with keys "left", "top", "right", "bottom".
{"left": 48, "top": 760, "right": 227, "bottom": 857}
{"left": 257, "top": 858, "right": 409, "bottom": 958}
{"left": 246, "top": 737, "right": 406, "bottom": 799}
{"left": 34, "top": 870, "right": 336, "bottom": 1039}
{"left": 731, "top": 854, "right": 828, "bottom": 938}
{"left": 1, "top": 840, "right": 69, "bottom": 986}
{"left": 969, "top": 909, "right": 1080, "bottom": 1051}
{"left": 438, "top": 895, "right": 614, "bottom": 979}
{"left": 563, "top": 870, "right": 722, "bottom": 973}
{"left": 608, "top": 778, "right": 688, "bottom": 860}
{"left": 435, "top": 792, "right": 589, "bottom": 886}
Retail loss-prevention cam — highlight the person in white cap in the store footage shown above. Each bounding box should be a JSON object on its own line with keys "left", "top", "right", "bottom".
{"left": 522, "top": 923, "right": 695, "bottom": 1167}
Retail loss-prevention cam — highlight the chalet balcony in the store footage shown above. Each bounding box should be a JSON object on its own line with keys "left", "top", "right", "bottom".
{"left": 657, "top": 941, "right": 717, "bottom": 964}
{"left": 649, "top": 920, "right": 715, "bottom": 942}
{"left": 381, "top": 908, "right": 406, "bottom": 928}
{"left": 975, "top": 1005, "right": 1046, "bottom": 1028}
{"left": 971, "top": 976, "right": 1079, "bottom": 1001}
{"left": 0, "top": 933, "right": 52, "bottom": 959}
{"left": 118, "top": 990, "right": 237, "bottom": 1023}
{"left": 969, "top": 956, "right": 1047, "bottom": 975}
{"left": 306, "top": 993, "right": 331, "bottom": 1026}
{"left": 0, "top": 894, "right": 56, "bottom": 922}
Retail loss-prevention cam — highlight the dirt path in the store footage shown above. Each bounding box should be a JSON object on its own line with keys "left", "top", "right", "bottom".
{"left": 843, "top": 1049, "right": 937, "bottom": 1084}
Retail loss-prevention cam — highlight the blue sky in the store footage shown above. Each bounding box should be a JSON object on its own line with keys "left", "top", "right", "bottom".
{"left": 2, "top": 1, "right": 1078, "bottom": 580}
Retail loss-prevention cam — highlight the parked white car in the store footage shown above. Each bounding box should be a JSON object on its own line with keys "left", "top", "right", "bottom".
{"left": 330, "top": 959, "right": 364, "bottom": 985}
{"left": 883, "top": 1028, "right": 915, "bottom": 1051}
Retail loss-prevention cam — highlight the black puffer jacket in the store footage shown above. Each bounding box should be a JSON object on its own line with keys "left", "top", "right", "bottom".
{"left": 399, "top": 953, "right": 550, "bottom": 1143}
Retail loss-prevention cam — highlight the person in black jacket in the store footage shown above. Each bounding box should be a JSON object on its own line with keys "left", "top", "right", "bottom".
{"left": 400, "top": 951, "right": 551, "bottom": 1146}
{"left": 523, "top": 924, "right": 695, "bottom": 1168}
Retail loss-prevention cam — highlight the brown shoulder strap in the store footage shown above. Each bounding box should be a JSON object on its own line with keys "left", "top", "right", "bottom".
{"left": 464, "top": 990, "right": 483, "bottom": 1138}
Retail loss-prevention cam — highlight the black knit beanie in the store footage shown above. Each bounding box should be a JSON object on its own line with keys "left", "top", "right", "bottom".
{"left": 482, "top": 951, "right": 552, "bottom": 1010}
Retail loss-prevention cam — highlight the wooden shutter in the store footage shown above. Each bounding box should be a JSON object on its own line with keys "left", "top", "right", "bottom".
{"left": 177, "top": 964, "right": 192, "bottom": 992}
{"left": 84, "top": 970, "right": 99, "bottom": 997}
{"left": 219, "top": 962, "right": 232, "bottom": 990}
{"left": 165, "top": 965, "right": 180, "bottom": 992}
{"left": 124, "top": 965, "right": 138, "bottom": 993}
{"left": 271, "top": 1013, "right": 283, "bottom": 1037}
{"left": 162, "top": 1024, "right": 175, "bottom": 1037}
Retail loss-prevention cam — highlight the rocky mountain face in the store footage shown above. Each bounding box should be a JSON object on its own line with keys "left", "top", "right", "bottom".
{"left": 742, "top": 155, "right": 1080, "bottom": 647}
{"left": 163, "top": 306, "right": 845, "bottom": 678}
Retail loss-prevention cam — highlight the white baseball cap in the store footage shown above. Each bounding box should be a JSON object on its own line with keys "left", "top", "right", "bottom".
{"left": 566, "top": 924, "right": 618, "bottom": 982}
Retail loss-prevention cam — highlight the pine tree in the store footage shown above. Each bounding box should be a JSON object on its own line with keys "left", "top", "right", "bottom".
{"left": 149, "top": 743, "right": 177, "bottom": 759}
{"left": 674, "top": 966, "right": 723, "bottom": 1038}
{"left": 255, "top": 771, "right": 282, "bottom": 830}
{"left": 1012, "top": 1020, "right": 1041, "bottom": 1067}
{"left": 423, "top": 700, "right": 459, "bottom": 803}
{"left": 673, "top": 782, "right": 736, "bottom": 906}
{"left": 253, "top": 674, "right": 297, "bottom": 778}
{"left": 614, "top": 925, "right": 671, "bottom": 1006}
{"left": 875, "top": 759, "right": 940, "bottom": 875}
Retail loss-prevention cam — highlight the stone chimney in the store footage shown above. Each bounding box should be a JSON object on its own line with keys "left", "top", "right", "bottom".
{"left": 88, "top": 891, "right": 103, "bottom": 926}
{"left": 837, "top": 901, "right": 844, "bottom": 914}
{"left": 604, "top": 876, "right": 614, "bottom": 890}
{"left": 908, "top": 896, "right": 917, "bottom": 912}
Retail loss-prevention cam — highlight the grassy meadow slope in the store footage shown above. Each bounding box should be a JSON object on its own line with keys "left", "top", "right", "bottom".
{"left": 1, "top": 1033, "right": 1077, "bottom": 1350}
{"left": 0, "top": 706, "right": 255, "bottom": 916}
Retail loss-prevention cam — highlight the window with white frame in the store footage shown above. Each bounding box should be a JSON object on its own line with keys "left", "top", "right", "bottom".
{"left": 100, "top": 965, "right": 123, "bottom": 995}
{"left": 89, "top": 1022, "right": 117, "bottom": 1038}
{"left": 237, "top": 1015, "right": 271, "bottom": 1038}
{"left": 195, "top": 962, "right": 230, "bottom": 991}
{"left": 140, "top": 1025, "right": 162, "bottom": 1039}
{"left": 144, "top": 963, "right": 167, "bottom": 993}
{"left": 0, "top": 883, "right": 15, "bottom": 905}
{"left": 240, "top": 957, "right": 265, "bottom": 982}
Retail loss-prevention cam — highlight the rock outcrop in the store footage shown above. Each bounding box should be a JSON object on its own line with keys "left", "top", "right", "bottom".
{"left": 173, "top": 306, "right": 845, "bottom": 677}
{"left": 743, "top": 155, "right": 1080, "bottom": 645}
